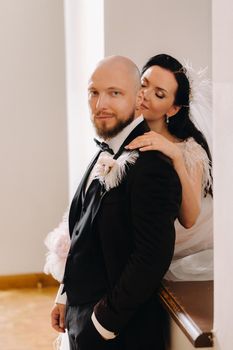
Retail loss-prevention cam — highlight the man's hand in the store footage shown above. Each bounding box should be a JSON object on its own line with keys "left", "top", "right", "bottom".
{"left": 51, "top": 303, "right": 66, "bottom": 333}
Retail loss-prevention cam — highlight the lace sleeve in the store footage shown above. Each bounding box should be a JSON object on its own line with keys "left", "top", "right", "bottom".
{"left": 178, "top": 137, "right": 212, "bottom": 194}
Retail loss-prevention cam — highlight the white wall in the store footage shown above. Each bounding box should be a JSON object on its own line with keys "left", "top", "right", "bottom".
{"left": 104, "top": 0, "right": 211, "bottom": 73}
{"left": 64, "top": 0, "right": 104, "bottom": 198}
{"left": 213, "top": 1, "right": 233, "bottom": 349}
{"left": 0, "top": 0, "right": 68, "bottom": 274}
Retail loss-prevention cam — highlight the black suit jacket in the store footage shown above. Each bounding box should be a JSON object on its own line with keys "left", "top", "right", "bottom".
{"left": 63, "top": 120, "right": 181, "bottom": 337}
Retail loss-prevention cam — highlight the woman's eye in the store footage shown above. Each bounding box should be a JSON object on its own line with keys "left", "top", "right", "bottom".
{"left": 156, "top": 93, "right": 164, "bottom": 99}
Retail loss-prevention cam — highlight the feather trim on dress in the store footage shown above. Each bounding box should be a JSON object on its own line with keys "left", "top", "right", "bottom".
{"left": 177, "top": 137, "right": 212, "bottom": 194}
{"left": 44, "top": 211, "right": 70, "bottom": 282}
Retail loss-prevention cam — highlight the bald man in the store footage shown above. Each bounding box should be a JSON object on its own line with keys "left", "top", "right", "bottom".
{"left": 51, "top": 56, "right": 181, "bottom": 350}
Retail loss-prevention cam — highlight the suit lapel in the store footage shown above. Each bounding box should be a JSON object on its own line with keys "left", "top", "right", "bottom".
{"left": 69, "top": 150, "right": 101, "bottom": 235}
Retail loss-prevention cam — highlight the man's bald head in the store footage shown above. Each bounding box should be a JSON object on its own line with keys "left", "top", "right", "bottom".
{"left": 88, "top": 55, "right": 142, "bottom": 139}
{"left": 91, "top": 55, "right": 141, "bottom": 93}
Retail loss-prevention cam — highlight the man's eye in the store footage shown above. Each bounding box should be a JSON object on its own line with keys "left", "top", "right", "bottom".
{"left": 141, "top": 84, "right": 146, "bottom": 88}
{"left": 89, "top": 91, "right": 98, "bottom": 96}
{"left": 111, "top": 91, "right": 120, "bottom": 96}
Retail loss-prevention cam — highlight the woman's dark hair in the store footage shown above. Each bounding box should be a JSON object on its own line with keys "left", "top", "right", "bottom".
{"left": 142, "top": 54, "right": 212, "bottom": 196}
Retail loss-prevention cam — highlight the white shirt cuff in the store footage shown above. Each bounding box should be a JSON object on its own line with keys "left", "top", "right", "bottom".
{"left": 91, "top": 312, "right": 116, "bottom": 340}
{"left": 55, "top": 284, "right": 67, "bottom": 304}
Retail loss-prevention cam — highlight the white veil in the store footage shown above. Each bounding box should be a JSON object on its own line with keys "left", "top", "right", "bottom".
{"left": 185, "top": 62, "right": 212, "bottom": 151}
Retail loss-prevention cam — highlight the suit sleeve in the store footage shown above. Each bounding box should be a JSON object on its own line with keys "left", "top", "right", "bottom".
{"left": 94, "top": 152, "right": 182, "bottom": 333}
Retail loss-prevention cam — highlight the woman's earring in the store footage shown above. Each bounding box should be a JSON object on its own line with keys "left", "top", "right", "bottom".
{"left": 165, "top": 115, "right": 170, "bottom": 124}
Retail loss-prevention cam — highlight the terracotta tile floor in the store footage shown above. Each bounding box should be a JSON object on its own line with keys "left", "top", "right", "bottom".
{"left": 0, "top": 287, "right": 59, "bottom": 350}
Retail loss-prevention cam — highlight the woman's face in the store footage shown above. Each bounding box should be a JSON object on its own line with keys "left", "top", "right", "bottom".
{"left": 140, "top": 65, "right": 180, "bottom": 122}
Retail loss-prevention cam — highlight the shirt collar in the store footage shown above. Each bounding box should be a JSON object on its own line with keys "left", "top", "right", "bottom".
{"left": 105, "top": 116, "right": 144, "bottom": 154}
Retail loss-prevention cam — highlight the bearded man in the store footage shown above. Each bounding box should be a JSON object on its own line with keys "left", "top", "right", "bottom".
{"left": 51, "top": 56, "right": 181, "bottom": 350}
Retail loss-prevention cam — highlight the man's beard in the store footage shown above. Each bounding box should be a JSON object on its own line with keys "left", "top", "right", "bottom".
{"left": 92, "top": 112, "right": 135, "bottom": 139}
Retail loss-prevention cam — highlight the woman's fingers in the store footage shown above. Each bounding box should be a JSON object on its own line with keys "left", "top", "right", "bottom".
{"left": 126, "top": 136, "right": 154, "bottom": 150}
{"left": 125, "top": 130, "right": 178, "bottom": 158}
{"left": 139, "top": 145, "right": 154, "bottom": 151}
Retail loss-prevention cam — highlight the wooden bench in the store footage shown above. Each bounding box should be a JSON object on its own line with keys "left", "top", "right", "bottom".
{"left": 160, "top": 280, "right": 213, "bottom": 348}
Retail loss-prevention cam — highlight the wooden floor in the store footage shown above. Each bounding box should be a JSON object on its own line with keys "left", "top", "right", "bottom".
{"left": 0, "top": 286, "right": 59, "bottom": 350}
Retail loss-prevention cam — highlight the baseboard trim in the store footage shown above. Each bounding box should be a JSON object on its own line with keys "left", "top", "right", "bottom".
{"left": 0, "top": 273, "right": 59, "bottom": 290}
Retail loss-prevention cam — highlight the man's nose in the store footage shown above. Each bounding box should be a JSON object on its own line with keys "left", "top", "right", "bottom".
{"left": 96, "top": 94, "right": 108, "bottom": 109}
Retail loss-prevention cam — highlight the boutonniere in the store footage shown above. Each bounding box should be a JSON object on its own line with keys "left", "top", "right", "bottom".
{"left": 93, "top": 150, "right": 139, "bottom": 191}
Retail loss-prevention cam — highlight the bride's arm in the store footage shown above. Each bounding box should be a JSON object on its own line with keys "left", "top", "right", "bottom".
{"left": 172, "top": 152, "right": 202, "bottom": 228}
{"left": 125, "top": 131, "right": 203, "bottom": 228}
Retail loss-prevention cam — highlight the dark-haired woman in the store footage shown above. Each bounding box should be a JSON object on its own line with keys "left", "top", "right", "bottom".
{"left": 126, "top": 54, "right": 213, "bottom": 281}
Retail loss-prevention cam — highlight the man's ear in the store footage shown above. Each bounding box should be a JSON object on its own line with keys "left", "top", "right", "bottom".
{"left": 167, "top": 105, "right": 181, "bottom": 118}
{"left": 135, "top": 89, "right": 144, "bottom": 110}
